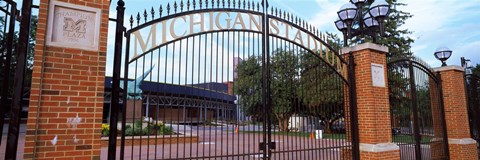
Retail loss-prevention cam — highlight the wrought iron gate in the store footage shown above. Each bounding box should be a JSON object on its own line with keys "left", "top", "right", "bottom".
{"left": 466, "top": 74, "right": 480, "bottom": 157}
{"left": 388, "top": 57, "right": 449, "bottom": 160}
{"left": 0, "top": 0, "right": 36, "bottom": 159}
{"left": 108, "top": 0, "right": 358, "bottom": 159}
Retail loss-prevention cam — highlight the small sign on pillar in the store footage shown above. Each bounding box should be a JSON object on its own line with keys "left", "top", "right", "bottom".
{"left": 371, "top": 63, "right": 386, "bottom": 87}
{"left": 46, "top": 1, "right": 101, "bottom": 51}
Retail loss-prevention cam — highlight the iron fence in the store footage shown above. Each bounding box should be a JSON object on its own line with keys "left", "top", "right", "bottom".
{"left": 107, "top": 0, "right": 358, "bottom": 159}
{"left": 388, "top": 57, "right": 449, "bottom": 160}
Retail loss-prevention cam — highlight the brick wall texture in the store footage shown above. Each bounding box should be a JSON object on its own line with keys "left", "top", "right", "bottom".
{"left": 360, "top": 150, "right": 400, "bottom": 160}
{"left": 24, "top": 0, "right": 109, "bottom": 159}
{"left": 439, "top": 69, "right": 470, "bottom": 138}
{"left": 344, "top": 46, "right": 400, "bottom": 160}
{"left": 439, "top": 69, "right": 479, "bottom": 159}
{"left": 351, "top": 49, "right": 392, "bottom": 144}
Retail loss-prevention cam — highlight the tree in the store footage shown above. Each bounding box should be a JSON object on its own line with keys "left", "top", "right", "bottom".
{"left": 299, "top": 51, "right": 345, "bottom": 134}
{"left": 270, "top": 49, "right": 300, "bottom": 132}
{"left": 347, "top": 0, "right": 414, "bottom": 59}
{"left": 235, "top": 50, "right": 301, "bottom": 132}
{"left": 0, "top": 15, "right": 37, "bottom": 95}
{"left": 472, "top": 64, "right": 480, "bottom": 77}
{"left": 234, "top": 56, "right": 263, "bottom": 120}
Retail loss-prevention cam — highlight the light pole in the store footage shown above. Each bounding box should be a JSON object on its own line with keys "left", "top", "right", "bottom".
{"left": 335, "top": 0, "right": 391, "bottom": 46}
{"left": 461, "top": 57, "right": 473, "bottom": 75}
{"left": 434, "top": 46, "right": 452, "bottom": 67}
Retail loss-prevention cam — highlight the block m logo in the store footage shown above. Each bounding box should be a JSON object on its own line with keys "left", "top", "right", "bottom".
{"left": 63, "top": 17, "right": 86, "bottom": 33}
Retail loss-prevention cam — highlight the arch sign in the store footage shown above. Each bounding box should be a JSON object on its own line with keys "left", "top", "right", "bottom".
{"left": 129, "top": 10, "right": 347, "bottom": 78}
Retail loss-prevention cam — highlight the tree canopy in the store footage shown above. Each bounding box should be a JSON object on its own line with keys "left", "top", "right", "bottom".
{"left": 235, "top": 49, "right": 346, "bottom": 133}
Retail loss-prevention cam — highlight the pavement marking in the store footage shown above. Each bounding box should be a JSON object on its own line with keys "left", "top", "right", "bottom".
{"left": 200, "top": 142, "right": 215, "bottom": 145}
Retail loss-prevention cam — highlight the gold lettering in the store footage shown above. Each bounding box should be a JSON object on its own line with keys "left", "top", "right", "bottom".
{"left": 209, "top": 12, "right": 215, "bottom": 30}
{"left": 216, "top": 12, "right": 232, "bottom": 29}
{"left": 161, "top": 20, "right": 168, "bottom": 44}
{"left": 307, "top": 34, "right": 318, "bottom": 51}
{"left": 190, "top": 13, "right": 205, "bottom": 34}
{"left": 269, "top": 19, "right": 279, "bottom": 35}
{"left": 233, "top": 14, "right": 247, "bottom": 29}
{"left": 170, "top": 16, "right": 188, "bottom": 39}
{"left": 293, "top": 30, "right": 304, "bottom": 46}
{"left": 285, "top": 24, "right": 292, "bottom": 39}
{"left": 249, "top": 14, "right": 262, "bottom": 31}
{"left": 132, "top": 23, "right": 157, "bottom": 56}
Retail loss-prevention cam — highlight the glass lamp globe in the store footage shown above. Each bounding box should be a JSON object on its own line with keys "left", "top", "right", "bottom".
{"left": 337, "top": 3, "right": 357, "bottom": 23}
{"left": 434, "top": 46, "right": 453, "bottom": 66}
{"left": 364, "top": 14, "right": 379, "bottom": 28}
{"left": 335, "top": 19, "right": 348, "bottom": 31}
{"left": 369, "top": 0, "right": 390, "bottom": 19}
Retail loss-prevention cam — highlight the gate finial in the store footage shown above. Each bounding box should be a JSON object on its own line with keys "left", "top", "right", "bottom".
{"left": 167, "top": 3, "right": 170, "bottom": 15}
{"left": 180, "top": 0, "right": 184, "bottom": 11}
{"left": 174, "top": 1, "right": 177, "bottom": 13}
{"left": 136, "top": 12, "right": 140, "bottom": 26}
{"left": 159, "top": 5, "right": 163, "bottom": 16}
{"left": 129, "top": 15, "right": 133, "bottom": 29}
{"left": 143, "top": 9, "right": 147, "bottom": 22}
{"left": 151, "top": 7, "right": 155, "bottom": 20}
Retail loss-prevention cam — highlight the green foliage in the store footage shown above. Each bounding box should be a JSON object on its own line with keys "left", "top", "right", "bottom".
{"left": 472, "top": 64, "right": 480, "bottom": 76}
{"left": 0, "top": 15, "right": 38, "bottom": 95}
{"left": 299, "top": 52, "right": 345, "bottom": 133}
{"left": 234, "top": 56, "right": 263, "bottom": 120}
{"left": 235, "top": 49, "right": 346, "bottom": 132}
{"left": 103, "top": 121, "right": 174, "bottom": 137}
{"left": 346, "top": 0, "right": 414, "bottom": 59}
{"left": 102, "top": 124, "right": 110, "bottom": 137}
{"left": 270, "top": 50, "right": 300, "bottom": 131}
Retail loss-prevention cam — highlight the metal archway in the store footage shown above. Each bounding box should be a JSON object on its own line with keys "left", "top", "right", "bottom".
{"left": 107, "top": 0, "right": 358, "bottom": 159}
{"left": 388, "top": 57, "right": 449, "bottom": 160}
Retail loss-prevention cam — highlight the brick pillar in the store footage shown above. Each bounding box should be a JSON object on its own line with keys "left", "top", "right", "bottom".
{"left": 24, "top": 0, "right": 109, "bottom": 159}
{"left": 433, "top": 66, "right": 479, "bottom": 160}
{"left": 428, "top": 77, "right": 448, "bottom": 159}
{"left": 341, "top": 43, "right": 400, "bottom": 160}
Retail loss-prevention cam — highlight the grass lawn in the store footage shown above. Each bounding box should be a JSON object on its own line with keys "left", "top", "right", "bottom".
{"left": 393, "top": 135, "right": 432, "bottom": 144}
{"left": 240, "top": 131, "right": 346, "bottom": 140}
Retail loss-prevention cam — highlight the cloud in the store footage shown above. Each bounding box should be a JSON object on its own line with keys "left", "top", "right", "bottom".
{"left": 308, "top": 0, "right": 345, "bottom": 32}
{"left": 399, "top": 0, "right": 480, "bottom": 66}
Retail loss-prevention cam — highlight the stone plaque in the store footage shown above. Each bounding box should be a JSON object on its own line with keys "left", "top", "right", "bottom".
{"left": 46, "top": 1, "right": 101, "bottom": 51}
{"left": 371, "top": 63, "right": 385, "bottom": 87}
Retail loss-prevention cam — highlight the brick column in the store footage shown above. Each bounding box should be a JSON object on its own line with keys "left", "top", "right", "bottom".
{"left": 24, "top": 0, "right": 109, "bottom": 159}
{"left": 428, "top": 77, "right": 448, "bottom": 159}
{"left": 433, "top": 66, "right": 478, "bottom": 160}
{"left": 342, "top": 43, "right": 400, "bottom": 160}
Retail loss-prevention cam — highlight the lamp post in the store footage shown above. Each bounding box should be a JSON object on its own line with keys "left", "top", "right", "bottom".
{"left": 461, "top": 57, "right": 473, "bottom": 75}
{"left": 434, "top": 46, "right": 452, "bottom": 67}
{"left": 335, "top": 0, "right": 391, "bottom": 46}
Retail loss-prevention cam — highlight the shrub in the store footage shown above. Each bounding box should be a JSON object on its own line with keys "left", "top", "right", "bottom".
{"left": 118, "top": 121, "right": 175, "bottom": 136}
{"left": 102, "top": 124, "right": 110, "bottom": 137}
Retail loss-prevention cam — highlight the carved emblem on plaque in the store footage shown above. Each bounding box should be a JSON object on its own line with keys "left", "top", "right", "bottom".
{"left": 46, "top": 1, "right": 101, "bottom": 51}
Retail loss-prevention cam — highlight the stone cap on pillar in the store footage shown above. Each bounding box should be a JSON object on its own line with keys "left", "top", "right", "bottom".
{"left": 341, "top": 42, "right": 389, "bottom": 55}
{"left": 432, "top": 65, "right": 464, "bottom": 72}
